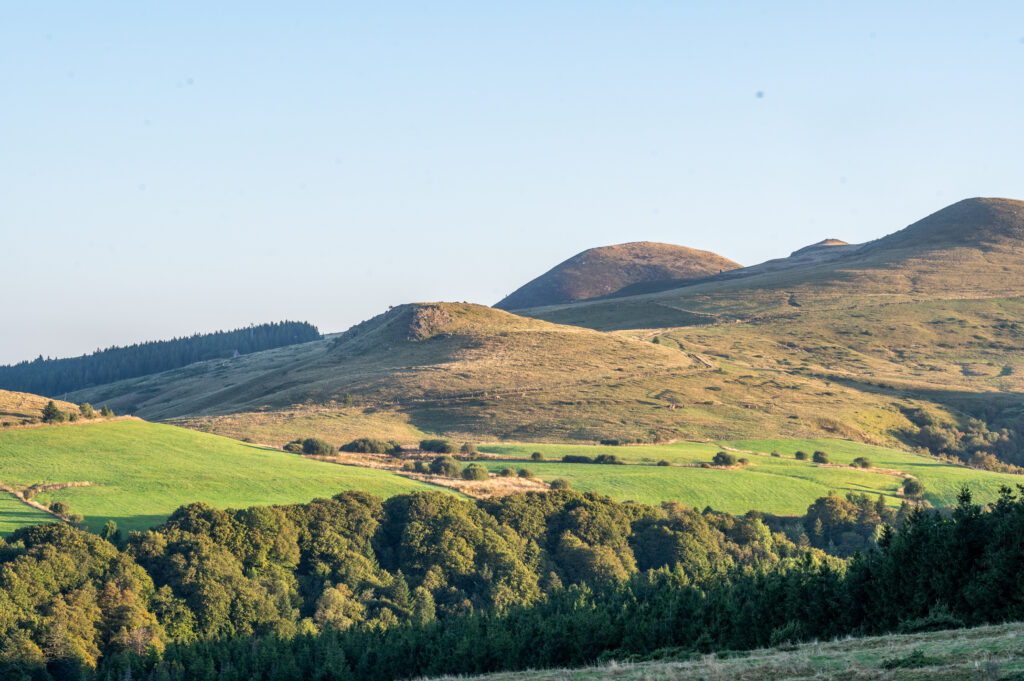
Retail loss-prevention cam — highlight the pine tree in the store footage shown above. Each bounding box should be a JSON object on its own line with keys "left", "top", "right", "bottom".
{"left": 41, "top": 400, "right": 65, "bottom": 423}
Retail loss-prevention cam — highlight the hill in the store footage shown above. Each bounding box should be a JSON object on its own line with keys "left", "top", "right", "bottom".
{"left": 60, "top": 199, "right": 1024, "bottom": 472}
{"left": 0, "top": 389, "right": 80, "bottom": 427}
{"left": 520, "top": 197, "right": 1024, "bottom": 328}
{"left": 494, "top": 241, "right": 740, "bottom": 310}
{"left": 0, "top": 419, "right": 439, "bottom": 535}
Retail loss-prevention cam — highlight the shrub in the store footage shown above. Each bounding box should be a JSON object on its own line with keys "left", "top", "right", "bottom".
{"left": 460, "top": 443, "right": 479, "bottom": 457}
{"left": 420, "top": 439, "right": 455, "bottom": 454}
{"left": 562, "top": 455, "right": 593, "bottom": 464}
{"left": 79, "top": 403, "right": 95, "bottom": 419}
{"left": 657, "top": 460, "right": 671, "bottom": 466}
{"left": 49, "top": 501, "right": 70, "bottom": 516}
{"left": 429, "top": 456, "right": 463, "bottom": 477}
{"left": 517, "top": 468, "right": 535, "bottom": 479}
{"left": 41, "top": 401, "right": 65, "bottom": 424}
{"left": 812, "top": 451, "right": 830, "bottom": 464}
{"left": 852, "top": 456, "right": 872, "bottom": 469}
{"left": 531, "top": 452, "right": 544, "bottom": 461}
{"left": 401, "top": 461, "right": 417, "bottom": 472}
{"left": 341, "top": 438, "right": 401, "bottom": 455}
{"left": 498, "top": 467, "right": 516, "bottom": 477}
{"left": 283, "top": 441, "right": 304, "bottom": 454}
{"left": 461, "top": 463, "right": 489, "bottom": 481}
{"left": 414, "top": 461, "right": 430, "bottom": 474}
{"left": 593, "top": 454, "right": 624, "bottom": 465}
{"left": 770, "top": 451, "right": 781, "bottom": 458}
{"left": 738, "top": 458, "right": 749, "bottom": 465}
{"left": 712, "top": 452, "right": 738, "bottom": 466}
{"left": 599, "top": 439, "right": 621, "bottom": 446}
{"left": 794, "top": 450, "right": 809, "bottom": 460}
{"left": 903, "top": 478, "right": 925, "bottom": 498}
{"left": 100, "top": 405, "right": 114, "bottom": 417}
{"left": 302, "top": 438, "right": 334, "bottom": 456}
{"left": 549, "top": 478, "right": 571, "bottom": 490}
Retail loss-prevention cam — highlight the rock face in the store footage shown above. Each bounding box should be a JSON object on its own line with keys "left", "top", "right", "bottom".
{"left": 494, "top": 241, "right": 740, "bottom": 310}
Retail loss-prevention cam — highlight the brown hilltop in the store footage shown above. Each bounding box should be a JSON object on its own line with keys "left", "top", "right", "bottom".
{"left": 494, "top": 241, "right": 740, "bottom": 310}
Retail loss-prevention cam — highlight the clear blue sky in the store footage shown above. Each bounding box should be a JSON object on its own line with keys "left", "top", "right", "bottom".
{"left": 2, "top": 2, "right": 1023, "bottom": 364}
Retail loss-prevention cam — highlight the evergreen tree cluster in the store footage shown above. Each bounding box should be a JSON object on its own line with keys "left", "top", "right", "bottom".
{"left": 2, "top": 486, "right": 1022, "bottom": 680}
{"left": 0, "top": 322, "right": 321, "bottom": 397}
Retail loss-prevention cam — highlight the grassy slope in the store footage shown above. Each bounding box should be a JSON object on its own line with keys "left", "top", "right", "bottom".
{"left": 0, "top": 389, "right": 80, "bottom": 427}
{"left": 0, "top": 493, "right": 53, "bottom": 535}
{"left": 427, "top": 622, "right": 1024, "bottom": 681}
{"left": 0, "top": 420, "right": 438, "bottom": 535}
{"left": 479, "top": 438, "right": 1024, "bottom": 514}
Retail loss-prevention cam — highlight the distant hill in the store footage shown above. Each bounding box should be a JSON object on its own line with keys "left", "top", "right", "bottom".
{"left": 0, "top": 321, "right": 321, "bottom": 397}
{"left": 520, "top": 198, "right": 1024, "bottom": 329}
{"left": 494, "top": 241, "right": 740, "bottom": 310}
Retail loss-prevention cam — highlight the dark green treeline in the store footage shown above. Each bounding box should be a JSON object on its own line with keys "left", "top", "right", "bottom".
{"left": 0, "top": 321, "right": 320, "bottom": 397}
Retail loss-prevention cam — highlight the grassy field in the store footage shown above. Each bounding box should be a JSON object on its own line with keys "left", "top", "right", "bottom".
{"left": 426, "top": 622, "right": 1024, "bottom": 681}
{"left": 0, "top": 492, "right": 53, "bottom": 535}
{"left": 0, "top": 420, "right": 439, "bottom": 535}
{"left": 479, "top": 438, "right": 1024, "bottom": 513}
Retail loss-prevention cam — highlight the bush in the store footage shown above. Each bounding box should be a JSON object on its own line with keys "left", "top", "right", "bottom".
{"left": 41, "top": 400, "right": 65, "bottom": 424}
{"left": 79, "top": 403, "right": 95, "bottom": 419}
{"left": 562, "top": 455, "right": 593, "bottom": 464}
{"left": 712, "top": 451, "right": 738, "bottom": 466}
{"left": 770, "top": 451, "right": 781, "bottom": 457}
{"left": 498, "top": 467, "right": 516, "bottom": 477}
{"left": 852, "top": 456, "right": 872, "bottom": 469}
{"left": 462, "top": 463, "right": 489, "bottom": 481}
{"left": 420, "top": 439, "right": 455, "bottom": 454}
{"left": 594, "top": 454, "right": 624, "bottom": 465}
{"left": 738, "top": 458, "right": 749, "bottom": 465}
{"left": 100, "top": 405, "right": 114, "bottom": 417}
{"left": 531, "top": 452, "right": 544, "bottom": 461}
{"left": 812, "top": 451, "right": 830, "bottom": 464}
{"left": 903, "top": 478, "right": 925, "bottom": 498}
{"left": 49, "top": 501, "right": 70, "bottom": 516}
{"left": 549, "top": 478, "right": 571, "bottom": 490}
{"left": 599, "top": 439, "right": 621, "bottom": 446}
{"left": 341, "top": 438, "right": 401, "bottom": 455}
{"left": 460, "top": 443, "right": 479, "bottom": 457}
{"left": 429, "top": 456, "right": 462, "bottom": 477}
{"left": 517, "top": 468, "right": 535, "bottom": 479}
{"left": 283, "top": 441, "right": 304, "bottom": 454}
{"left": 657, "top": 460, "right": 671, "bottom": 466}
{"left": 414, "top": 461, "right": 430, "bottom": 474}
{"left": 401, "top": 461, "right": 417, "bottom": 472}
{"left": 794, "top": 450, "right": 809, "bottom": 460}
{"left": 302, "top": 438, "right": 334, "bottom": 456}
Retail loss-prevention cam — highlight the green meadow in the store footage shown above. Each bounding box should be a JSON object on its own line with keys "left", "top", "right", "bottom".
{"left": 0, "top": 420, "right": 436, "bottom": 535}
{"left": 480, "top": 438, "right": 1024, "bottom": 514}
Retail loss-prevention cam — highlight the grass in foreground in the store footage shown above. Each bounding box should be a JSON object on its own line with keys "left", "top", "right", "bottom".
{"left": 428, "top": 622, "right": 1024, "bottom": 681}
{"left": 0, "top": 420, "right": 439, "bottom": 535}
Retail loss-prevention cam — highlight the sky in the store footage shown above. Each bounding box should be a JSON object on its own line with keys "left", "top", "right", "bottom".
{"left": 2, "top": 1, "right": 1023, "bottom": 364}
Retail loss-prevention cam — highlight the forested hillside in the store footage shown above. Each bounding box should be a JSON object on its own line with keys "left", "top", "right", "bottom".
{"left": 0, "top": 321, "right": 320, "bottom": 396}
{"left": 4, "top": 485, "right": 1022, "bottom": 679}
